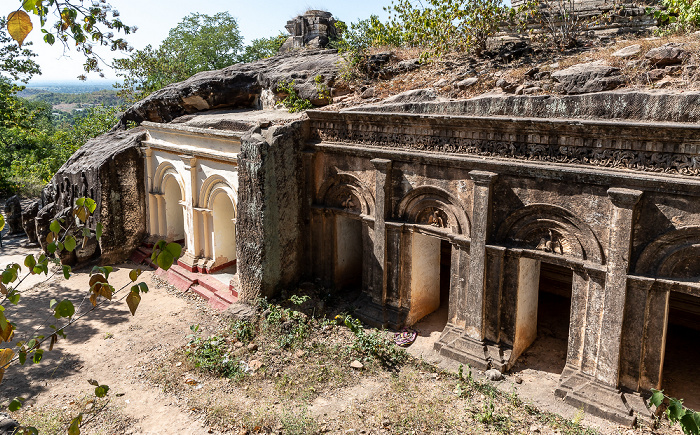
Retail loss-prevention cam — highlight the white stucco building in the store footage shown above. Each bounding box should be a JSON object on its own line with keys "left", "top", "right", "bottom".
{"left": 141, "top": 121, "right": 240, "bottom": 274}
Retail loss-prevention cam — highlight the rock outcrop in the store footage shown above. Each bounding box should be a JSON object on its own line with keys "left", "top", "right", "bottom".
{"left": 119, "top": 50, "right": 343, "bottom": 127}
{"left": 551, "top": 61, "right": 625, "bottom": 94}
{"left": 280, "top": 10, "right": 339, "bottom": 52}
{"left": 40, "top": 128, "right": 147, "bottom": 264}
{"left": 21, "top": 200, "right": 39, "bottom": 245}
{"left": 3, "top": 195, "right": 23, "bottom": 235}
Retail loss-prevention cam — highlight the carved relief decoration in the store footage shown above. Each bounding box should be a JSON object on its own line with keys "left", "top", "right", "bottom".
{"left": 318, "top": 172, "right": 374, "bottom": 216}
{"left": 419, "top": 207, "right": 448, "bottom": 228}
{"left": 635, "top": 226, "right": 700, "bottom": 279}
{"left": 310, "top": 120, "right": 700, "bottom": 176}
{"left": 397, "top": 186, "right": 470, "bottom": 235}
{"left": 497, "top": 204, "right": 604, "bottom": 263}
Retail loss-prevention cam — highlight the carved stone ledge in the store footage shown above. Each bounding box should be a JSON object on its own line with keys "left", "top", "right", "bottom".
{"left": 607, "top": 187, "right": 643, "bottom": 208}
{"left": 310, "top": 124, "right": 700, "bottom": 177}
{"left": 556, "top": 366, "right": 637, "bottom": 426}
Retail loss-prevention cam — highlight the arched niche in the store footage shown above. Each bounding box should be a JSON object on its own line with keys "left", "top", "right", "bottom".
{"left": 318, "top": 172, "right": 375, "bottom": 216}
{"left": 201, "top": 176, "right": 237, "bottom": 267}
{"left": 163, "top": 174, "right": 185, "bottom": 241}
{"left": 636, "top": 226, "right": 700, "bottom": 279}
{"left": 396, "top": 185, "right": 470, "bottom": 235}
{"left": 496, "top": 203, "right": 604, "bottom": 263}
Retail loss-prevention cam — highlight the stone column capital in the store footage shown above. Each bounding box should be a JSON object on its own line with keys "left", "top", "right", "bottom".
{"left": 179, "top": 155, "right": 197, "bottom": 169}
{"left": 607, "top": 188, "right": 643, "bottom": 209}
{"left": 469, "top": 170, "right": 498, "bottom": 186}
{"left": 370, "top": 158, "right": 392, "bottom": 172}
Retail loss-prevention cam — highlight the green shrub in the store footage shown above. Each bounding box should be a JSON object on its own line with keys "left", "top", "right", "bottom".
{"left": 648, "top": 0, "right": 700, "bottom": 33}
{"left": 276, "top": 80, "right": 313, "bottom": 113}
{"left": 386, "top": 0, "right": 511, "bottom": 57}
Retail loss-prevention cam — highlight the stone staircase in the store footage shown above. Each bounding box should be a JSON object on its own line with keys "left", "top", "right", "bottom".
{"left": 130, "top": 243, "right": 238, "bottom": 311}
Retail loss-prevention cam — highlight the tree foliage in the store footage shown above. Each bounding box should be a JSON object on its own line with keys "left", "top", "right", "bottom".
{"left": 385, "top": 0, "right": 510, "bottom": 57}
{"left": 238, "top": 34, "right": 287, "bottom": 64}
{"left": 4, "top": 0, "right": 134, "bottom": 78}
{"left": 113, "top": 12, "right": 243, "bottom": 102}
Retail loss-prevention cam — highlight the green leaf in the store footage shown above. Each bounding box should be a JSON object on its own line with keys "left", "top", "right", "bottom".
{"left": 129, "top": 269, "right": 141, "bottom": 282}
{"left": 96, "top": 222, "right": 103, "bottom": 240}
{"left": 47, "top": 242, "right": 57, "bottom": 254}
{"left": 668, "top": 398, "right": 686, "bottom": 423}
{"left": 680, "top": 411, "right": 700, "bottom": 435}
{"left": 18, "top": 351, "right": 26, "bottom": 365}
{"left": 53, "top": 299, "right": 75, "bottom": 319}
{"left": 63, "top": 265, "right": 71, "bottom": 280}
{"left": 68, "top": 413, "right": 83, "bottom": 435}
{"left": 8, "top": 397, "right": 24, "bottom": 411}
{"left": 7, "top": 292, "right": 20, "bottom": 305}
{"left": 1, "top": 270, "right": 16, "bottom": 285}
{"left": 165, "top": 242, "right": 182, "bottom": 259}
{"left": 85, "top": 198, "right": 97, "bottom": 213}
{"left": 49, "top": 220, "right": 61, "bottom": 234}
{"left": 156, "top": 250, "right": 174, "bottom": 270}
{"left": 32, "top": 349, "right": 43, "bottom": 364}
{"left": 64, "top": 235, "right": 77, "bottom": 252}
{"left": 137, "top": 282, "right": 149, "bottom": 294}
{"left": 23, "top": 255, "right": 36, "bottom": 269}
{"left": 94, "top": 384, "right": 109, "bottom": 398}
{"left": 650, "top": 389, "right": 664, "bottom": 407}
{"left": 0, "top": 215, "right": 4, "bottom": 232}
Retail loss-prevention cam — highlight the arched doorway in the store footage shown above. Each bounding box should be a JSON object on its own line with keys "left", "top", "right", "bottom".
{"left": 211, "top": 191, "right": 236, "bottom": 268}
{"left": 163, "top": 176, "right": 185, "bottom": 242}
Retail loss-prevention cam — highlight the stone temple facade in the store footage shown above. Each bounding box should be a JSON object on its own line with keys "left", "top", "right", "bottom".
{"left": 35, "top": 51, "right": 700, "bottom": 426}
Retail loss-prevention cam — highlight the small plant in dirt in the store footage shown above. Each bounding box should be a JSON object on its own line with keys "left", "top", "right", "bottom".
{"left": 340, "top": 315, "right": 408, "bottom": 369}
{"left": 649, "top": 389, "right": 700, "bottom": 435}
{"left": 185, "top": 324, "right": 244, "bottom": 379}
{"left": 276, "top": 80, "right": 313, "bottom": 113}
{"left": 231, "top": 319, "right": 254, "bottom": 344}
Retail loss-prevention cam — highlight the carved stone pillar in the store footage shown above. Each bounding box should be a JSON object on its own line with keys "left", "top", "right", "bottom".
{"left": 142, "top": 147, "right": 157, "bottom": 235}
{"left": 155, "top": 194, "right": 166, "bottom": 237}
{"left": 465, "top": 170, "right": 498, "bottom": 339}
{"left": 437, "top": 171, "right": 497, "bottom": 370}
{"left": 371, "top": 158, "right": 392, "bottom": 314}
{"left": 597, "top": 187, "right": 643, "bottom": 386}
{"left": 202, "top": 209, "right": 213, "bottom": 261}
{"left": 179, "top": 156, "right": 198, "bottom": 268}
{"left": 555, "top": 188, "right": 642, "bottom": 425}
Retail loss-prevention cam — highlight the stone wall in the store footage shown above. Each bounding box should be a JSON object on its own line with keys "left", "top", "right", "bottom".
{"left": 302, "top": 104, "right": 700, "bottom": 424}
{"left": 236, "top": 120, "right": 307, "bottom": 301}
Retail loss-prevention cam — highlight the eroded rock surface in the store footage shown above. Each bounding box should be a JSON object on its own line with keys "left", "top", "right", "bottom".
{"left": 119, "top": 50, "right": 342, "bottom": 127}
{"left": 551, "top": 61, "right": 625, "bottom": 94}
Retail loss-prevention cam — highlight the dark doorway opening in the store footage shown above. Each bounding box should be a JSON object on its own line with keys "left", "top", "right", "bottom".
{"left": 335, "top": 216, "right": 363, "bottom": 290}
{"left": 663, "top": 292, "right": 700, "bottom": 410}
{"left": 516, "top": 261, "right": 573, "bottom": 374}
{"left": 535, "top": 262, "right": 573, "bottom": 374}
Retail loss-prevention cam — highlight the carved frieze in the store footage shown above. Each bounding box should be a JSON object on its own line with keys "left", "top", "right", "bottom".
{"left": 309, "top": 121, "right": 700, "bottom": 176}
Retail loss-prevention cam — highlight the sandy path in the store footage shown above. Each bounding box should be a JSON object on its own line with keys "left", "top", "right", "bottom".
{"left": 0, "top": 234, "right": 225, "bottom": 434}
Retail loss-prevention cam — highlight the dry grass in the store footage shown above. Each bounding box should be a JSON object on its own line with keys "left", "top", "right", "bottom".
{"left": 137, "top": 293, "right": 604, "bottom": 435}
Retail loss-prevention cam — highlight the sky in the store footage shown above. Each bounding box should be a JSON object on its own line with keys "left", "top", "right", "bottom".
{"left": 23, "top": 0, "right": 391, "bottom": 85}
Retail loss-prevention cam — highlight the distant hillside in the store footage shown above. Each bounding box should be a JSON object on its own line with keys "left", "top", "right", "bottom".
{"left": 18, "top": 88, "right": 122, "bottom": 108}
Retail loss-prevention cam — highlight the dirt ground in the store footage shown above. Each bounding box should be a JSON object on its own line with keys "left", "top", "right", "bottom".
{"left": 0, "top": 232, "right": 685, "bottom": 435}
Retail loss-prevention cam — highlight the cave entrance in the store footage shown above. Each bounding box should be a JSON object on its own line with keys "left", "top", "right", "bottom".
{"left": 662, "top": 291, "right": 700, "bottom": 410}
{"left": 514, "top": 260, "right": 572, "bottom": 374}
{"left": 334, "top": 215, "right": 363, "bottom": 291}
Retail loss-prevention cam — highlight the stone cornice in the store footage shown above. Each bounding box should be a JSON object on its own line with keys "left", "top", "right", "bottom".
{"left": 307, "top": 110, "right": 700, "bottom": 176}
